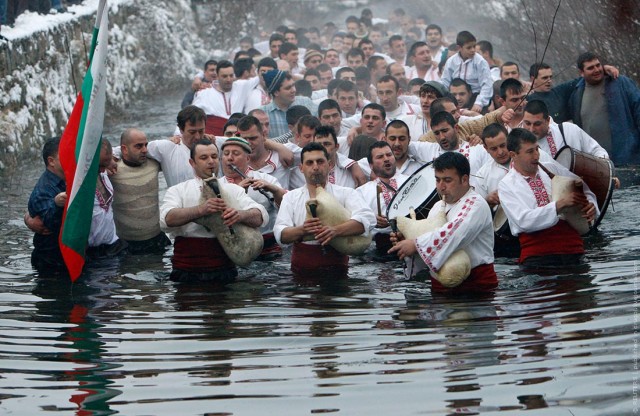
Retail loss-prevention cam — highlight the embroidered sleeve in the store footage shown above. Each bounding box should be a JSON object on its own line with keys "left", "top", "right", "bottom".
{"left": 415, "top": 197, "right": 483, "bottom": 272}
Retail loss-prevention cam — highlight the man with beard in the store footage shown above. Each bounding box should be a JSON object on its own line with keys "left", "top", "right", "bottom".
{"left": 568, "top": 52, "right": 640, "bottom": 165}
{"left": 498, "top": 78, "right": 527, "bottom": 132}
{"left": 274, "top": 142, "right": 375, "bottom": 276}
{"left": 160, "top": 139, "right": 267, "bottom": 282}
{"left": 389, "top": 152, "right": 498, "bottom": 294}
{"left": 357, "top": 141, "right": 409, "bottom": 255}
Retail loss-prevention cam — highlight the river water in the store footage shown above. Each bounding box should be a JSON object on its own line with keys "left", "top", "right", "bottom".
{"left": 1, "top": 90, "right": 639, "bottom": 415}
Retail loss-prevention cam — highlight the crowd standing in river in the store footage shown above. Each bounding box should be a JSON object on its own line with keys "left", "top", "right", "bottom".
{"left": 25, "top": 7, "right": 640, "bottom": 294}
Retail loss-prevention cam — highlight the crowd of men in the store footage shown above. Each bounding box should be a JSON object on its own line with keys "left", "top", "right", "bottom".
{"left": 27, "top": 8, "right": 640, "bottom": 294}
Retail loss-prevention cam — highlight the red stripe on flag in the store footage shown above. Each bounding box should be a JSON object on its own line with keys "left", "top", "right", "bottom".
{"left": 59, "top": 93, "right": 86, "bottom": 281}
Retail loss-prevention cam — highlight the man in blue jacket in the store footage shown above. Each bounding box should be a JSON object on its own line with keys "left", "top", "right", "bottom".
{"left": 568, "top": 52, "right": 640, "bottom": 166}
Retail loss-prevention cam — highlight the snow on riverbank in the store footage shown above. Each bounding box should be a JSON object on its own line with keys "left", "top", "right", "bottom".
{"left": 0, "top": 0, "right": 207, "bottom": 170}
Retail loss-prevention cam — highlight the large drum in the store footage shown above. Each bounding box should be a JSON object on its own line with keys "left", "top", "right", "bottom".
{"left": 554, "top": 146, "right": 614, "bottom": 228}
{"left": 386, "top": 163, "right": 440, "bottom": 221}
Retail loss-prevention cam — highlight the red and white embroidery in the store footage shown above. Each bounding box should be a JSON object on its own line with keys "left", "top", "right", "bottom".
{"left": 328, "top": 167, "right": 336, "bottom": 184}
{"left": 545, "top": 131, "right": 558, "bottom": 158}
{"left": 416, "top": 197, "right": 476, "bottom": 272}
{"left": 457, "top": 142, "right": 470, "bottom": 159}
{"left": 526, "top": 173, "right": 550, "bottom": 207}
{"left": 378, "top": 178, "right": 398, "bottom": 206}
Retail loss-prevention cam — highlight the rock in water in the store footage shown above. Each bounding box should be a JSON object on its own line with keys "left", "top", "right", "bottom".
{"left": 551, "top": 176, "right": 590, "bottom": 235}
{"left": 304, "top": 186, "right": 372, "bottom": 255}
{"left": 396, "top": 208, "right": 471, "bottom": 288}
{"left": 194, "top": 177, "right": 264, "bottom": 267}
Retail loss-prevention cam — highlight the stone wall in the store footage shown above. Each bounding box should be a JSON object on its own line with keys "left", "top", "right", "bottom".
{"left": 0, "top": 0, "right": 207, "bottom": 170}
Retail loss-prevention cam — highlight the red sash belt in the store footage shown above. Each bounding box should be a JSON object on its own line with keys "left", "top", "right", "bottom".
{"left": 291, "top": 242, "right": 348, "bottom": 274}
{"left": 172, "top": 236, "right": 235, "bottom": 272}
{"left": 205, "top": 115, "right": 228, "bottom": 136}
{"left": 261, "top": 232, "right": 282, "bottom": 256}
{"left": 431, "top": 263, "right": 498, "bottom": 294}
{"left": 518, "top": 220, "right": 583, "bottom": 264}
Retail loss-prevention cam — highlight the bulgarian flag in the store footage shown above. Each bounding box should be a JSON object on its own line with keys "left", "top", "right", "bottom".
{"left": 59, "top": 0, "right": 109, "bottom": 281}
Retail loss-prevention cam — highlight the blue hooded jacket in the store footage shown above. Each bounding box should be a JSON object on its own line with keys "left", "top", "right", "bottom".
{"left": 568, "top": 75, "right": 640, "bottom": 166}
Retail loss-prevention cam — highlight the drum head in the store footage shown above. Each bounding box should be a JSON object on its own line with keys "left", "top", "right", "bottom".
{"left": 387, "top": 163, "right": 439, "bottom": 220}
{"left": 554, "top": 146, "right": 575, "bottom": 170}
{"left": 493, "top": 206, "right": 508, "bottom": 233}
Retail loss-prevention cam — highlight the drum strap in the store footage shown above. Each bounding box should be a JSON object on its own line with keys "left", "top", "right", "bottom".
{"left": 558, "top": 122, "right": 567, "bottom": 147}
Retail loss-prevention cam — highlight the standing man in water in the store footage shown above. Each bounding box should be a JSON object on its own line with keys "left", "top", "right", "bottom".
{"left": 110, "top": 128, "right": 171, "bottom": 255}
{"left": 274, "top": 142, "right": 375, "bottom": 277}
{"left": 160, "top": 139, "right": 267, "bottom": 283}
{"left": 498, "top": 129, "right": 598, "bottom": 270}
{"left": 389, "top": 152, "right": 498, "bottom": 294}
{"left": 27, "top": 137, "right": 67, "bottom": 272}
{"left": 568, "top": 51, "right": 640, "bottom": 165}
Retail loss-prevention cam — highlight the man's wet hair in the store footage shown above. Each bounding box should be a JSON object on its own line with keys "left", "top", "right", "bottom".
{"left": 433, "top": 151, "right": 470, "bottom": 178}
{"left": 362, "top": 102, "right": 386, "bottom": 120}
{"left": 285, "top": 105, "right": 311, "bottom": 126}
{"left": 301, "top": 141, "right": 329, "bottom": 163}
{"left": 524, "top": 100, "right": 550, "bottom": 119}
{"left": 237, "top": 115, "right": 263, "bottom": 134}
{"left": 507, "top": 128, "right": 537, "bottom": 153}
{"left": 500, "top": 78, "right": 523, "bottom": 99}
{"left": 481, "top": 123, "right": 508, "bottom": 143}
{"left": 431, "top": 110, "right": 456, "bottom": 128}
{"left": 314, "top": 125, "right": 337, "bottom": 145}
{"left": 297, "top": 115, "right": 321, "bottom": 134}
{"left": 42, "top": 137, "right": 61, "bottom": 166}
{"left": 190, "top": 138, "right": 216, "bottom": 160}
{"left": 318, "top": 99, "right": 341, "bottom": 118}
{"left": 529, "top": 62, "right": 551, "bottom": 78}
{"left": 177, "top": 105, "right": 206, "bottom": 130}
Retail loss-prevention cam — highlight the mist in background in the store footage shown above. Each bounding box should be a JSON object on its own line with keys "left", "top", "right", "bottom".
{"left": 191, "top": 0, "right": 639, "bottom": 82}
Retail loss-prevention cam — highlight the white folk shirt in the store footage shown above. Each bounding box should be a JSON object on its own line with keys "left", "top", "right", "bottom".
{"left": 405, "top": 65, "right": 441, "bottom": 82}
{"left": 385, "top": 101, "right": 420, "bottom": 121}
{"left": 414, "top": 188, "right": 494, "bottom": 275}
{"left": 399, "top": 111, "right": 430, "bottom": 141}
{"left": 475, "top": 150, "right": 556, "bottom": 200}
{"left": 160, "top": 177, "right": 268, "bottom": 238}
{"left": 89, "top": 172, "right": 118, "bottom": 247}
{"left": 409, "top": 140, "right": 492, "bottom": 178}
{"left": 192, "top": 77, "right": 260, "bottom": 118}
{"left": 497, "top": 162, "right": 599, "bottom": 237}
{"left": 220, "top": 170, "right": 282, "bottom": 236}
{"left": 538, "top": 122, "right": 609, "bottom": 159}
{"left": 145, "top": 140, "right": 193, "bottom": 188}
{"left": 357, "top": 172, "right": 409, "bottom": 235}
{"left": 253, "top": 150, "right": 291, "bottom": 191}
{"left": 244, "top": 84, "right": 271, "bottom": 113}
{"left": 273, "top": 182, "right": 376, "bottom": 245}
{"left": 441, "top": 53, "right": 493, "bottom": 108}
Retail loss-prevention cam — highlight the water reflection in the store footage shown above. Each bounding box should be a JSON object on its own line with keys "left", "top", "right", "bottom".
{"left": 32, "top": 268, "right": 122, "bottom": 415}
